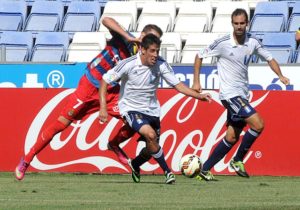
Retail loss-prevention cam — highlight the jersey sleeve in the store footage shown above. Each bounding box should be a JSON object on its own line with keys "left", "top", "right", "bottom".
{"left": 254, "top": 39, "right": 273, "bottom": 61}
{"left": 197, "top": 40, "right": 221, "bottom": 58}
{"left": 160, "top": 61, "right": 180, "bottom": 87}
{"left": 103, "top": 59, "right": 128, "bottom": 84}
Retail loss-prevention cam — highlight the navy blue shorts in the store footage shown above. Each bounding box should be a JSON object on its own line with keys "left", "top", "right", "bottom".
{"left": 123, "top": 111, "right": 161, "bottom": 137}
{"left": 221, "top": 96, "right": 256, "bottom": 129}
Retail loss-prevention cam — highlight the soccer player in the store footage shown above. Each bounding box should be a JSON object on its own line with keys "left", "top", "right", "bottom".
{"left": 99, "top": 34, "right": 212, "bottom": 184}
{"left": 192, "top": 9, "right": 290, "bottom": 181}
{"left": 15, "top": 17, "right": 163, "bottom": 181}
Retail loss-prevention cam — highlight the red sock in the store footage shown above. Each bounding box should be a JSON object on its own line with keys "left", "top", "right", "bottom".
{"left": 24, "top": 120, "right": 68, "bottom": 163}
{"left": 109, "top": 124, "right": 135, "bottom": 146}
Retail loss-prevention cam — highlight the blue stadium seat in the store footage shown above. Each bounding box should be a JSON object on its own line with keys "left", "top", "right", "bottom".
{"left": 287, "top": 2, "right": 300, "bottom": 32}
{"left": 257, "top": 32, "right": 296, "bottom": 64}
{"left": 0, "top": 0, "right": 27, "bottom": 31}
{"left": 250, "top": 2, "right": 289, "bottom": 33}
{"left": 59, "top": 0, "right": 108, "bottom": 6}
{"left": 31, "top": 32, "right": 69, "bottom": 62}
{"left": 61, "top": 1, "right": 101, "bottom": 33}
{"left": 59, "top": 0, "right": 72, "bottom": 6}
{"left": 98, "top": 0, "right": 108, "bottom": 8}
{"left": 0, "top": 31, "right": 33, "bottom": 62}
{"left": 24, "top": 0, "right": 64, "bottom": 32}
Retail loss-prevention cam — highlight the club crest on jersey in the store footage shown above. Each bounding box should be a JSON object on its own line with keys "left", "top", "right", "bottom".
{"left": 68, "top": 109, "right": 75, "bottom": 117}
{"left": 108, "top": 73, "right": 118, "bottom": 82}
{"left": 135, "top": 113, "right": 143, "bottom": 124}
{"left": 113, "top": 106, "right": 119, "bottom": 113}
{"left": 244, "top": 105, "right": 251, "bottom": 113}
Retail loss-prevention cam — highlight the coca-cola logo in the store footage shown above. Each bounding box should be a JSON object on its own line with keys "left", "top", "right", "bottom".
{"left": 25, "top": 89, "right": 269, "bottom": 174}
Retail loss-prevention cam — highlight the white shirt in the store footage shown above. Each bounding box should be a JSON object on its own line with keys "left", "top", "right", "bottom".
{"left": 103, "top": 53, "right": 180, "bottom": 117}
{"left": 197, "top": 33, "right": 273, "bottom": 100}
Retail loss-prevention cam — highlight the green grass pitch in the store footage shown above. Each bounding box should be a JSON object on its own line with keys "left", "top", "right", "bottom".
{"left": 1, "top": 172, "right": 300, "bottom": 209}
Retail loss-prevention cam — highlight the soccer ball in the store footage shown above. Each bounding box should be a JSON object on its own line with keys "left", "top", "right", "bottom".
{"left": 179, "top": 154, "right": 202, "bottom": 178}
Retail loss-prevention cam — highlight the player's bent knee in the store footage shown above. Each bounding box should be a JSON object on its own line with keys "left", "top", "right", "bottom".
{"left": 254, "top": 119, "right": 264, "bottom": 133}
{"left": 225, "top": 137, "right": 238, "bottom": 144}
{"left": 146, "top": 132, "right": 157, "bottom": 142}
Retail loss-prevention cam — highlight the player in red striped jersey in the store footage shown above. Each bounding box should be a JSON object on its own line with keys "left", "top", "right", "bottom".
{"left": 15, "top": 17, "right": 163, "bottom": 181}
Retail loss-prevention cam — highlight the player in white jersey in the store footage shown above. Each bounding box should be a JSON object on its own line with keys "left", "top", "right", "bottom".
{"left": 99, "top": 34, "right": 211, "bottom": 184}
{"left": 192, "top": 9, "right": 290, "bottom": 181}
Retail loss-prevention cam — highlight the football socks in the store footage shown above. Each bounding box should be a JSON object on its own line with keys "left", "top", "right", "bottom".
{"left": 202, "top": 138, "right": 234, "bottom": 171}
{"left": 152, "top": 147, "right": 171, "bottom": 174}
{"left": 24, "top": 120, "right": 67, "bottom": 163}
{"left": 234, "top": 128, "right": 260, "bottom": 162}
{"left": 131, "top": 148, "right": 151, "bottom": 169}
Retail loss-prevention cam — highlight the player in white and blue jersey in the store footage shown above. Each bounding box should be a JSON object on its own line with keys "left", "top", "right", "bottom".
{"left": 99, "top": 34, "right": 211, "bottom": 184}
{"left": 192, "top": 9, "right": 290, "bottom": 181}
{"left": 14, "top": 17, "right": 163, "bottom": 181}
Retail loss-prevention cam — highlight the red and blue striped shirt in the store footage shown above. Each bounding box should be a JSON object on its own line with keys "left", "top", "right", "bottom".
{"left": 85, "top": 31, "right": 138, "bottom": 88}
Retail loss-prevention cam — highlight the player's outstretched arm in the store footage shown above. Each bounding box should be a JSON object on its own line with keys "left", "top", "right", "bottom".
{"left": 192, "top": 55, "right": 203, "bottom": 92}
{"left": 102, "top": 17, "right": 140, "bottom": 43}
{"left": 267, "top": 59, "right": 290, "bottom": 85}
{"left": 174, "top": 82, "right": 211, "bottom": 102}
{"left": 99, "top": 80, "right": 109, "bottom": 123}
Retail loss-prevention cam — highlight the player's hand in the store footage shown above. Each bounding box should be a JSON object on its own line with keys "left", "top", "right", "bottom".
{"left": 199, "top": 92, "right": 212, "bottom": 103}
{"left": 99, "top": 109, "right": 108, "bottom": 124}
{"left": 279, "top": 76, "right": 290, "bottom": 85}
{"left": 128, "top": 37, "right": 141, "bottom": 44}
{"left": 192, "top": 83, "right": 202, "bottom": 93}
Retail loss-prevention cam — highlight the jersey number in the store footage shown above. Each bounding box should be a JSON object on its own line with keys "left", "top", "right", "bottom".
{"left": 73, "top": 98, "right": 83, "bottom": 109}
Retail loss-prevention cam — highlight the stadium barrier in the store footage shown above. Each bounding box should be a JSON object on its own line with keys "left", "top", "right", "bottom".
{"left": 0, "top": 88, "right": 299, "bottom": 176}
{"left": 0, "top": 63, "right": 299, "bottom": 90}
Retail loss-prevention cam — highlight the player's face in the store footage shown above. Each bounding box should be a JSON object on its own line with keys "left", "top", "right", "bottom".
{"left": 141, "top": 43, "right": 160, "bottom": 66}
{"left": 232, "top": 14, "right": 248, "bottom": 37}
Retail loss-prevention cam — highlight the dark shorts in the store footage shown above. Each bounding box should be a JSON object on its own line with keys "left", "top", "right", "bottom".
{"left": 221, "top": 96, "right": 256, "bottom": 129}
{"left": 123, "top": 111, "right": 160, "bottom": 137}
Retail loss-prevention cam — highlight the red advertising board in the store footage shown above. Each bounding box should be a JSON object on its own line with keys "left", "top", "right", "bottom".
{"left": 0, "top": 89, "right": 299, "bottom": 176}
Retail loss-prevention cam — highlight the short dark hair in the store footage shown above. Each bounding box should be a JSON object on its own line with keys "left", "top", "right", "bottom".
{"left": 231, "top": 8, "right": 248, "bottom": 23}
{"left": 142, "top": 24, "right": 163, "bottom": 37}
{"left": 141, "top": 33, "right": 161, "bottom": 49}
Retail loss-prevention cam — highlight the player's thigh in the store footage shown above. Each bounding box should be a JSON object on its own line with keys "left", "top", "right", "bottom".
{"left": 123, "top": 111, "right": 156, "bottom": 138}
{"left": 245, "top": 112, "right": 264, "bottom": 131}
{"left": 60, "top": 91, "right": 98, "bottom": 121}
{"left": 139, "top": 124, "right": 157, "bottom": 140}
{"left": 221, "top": 96, "right": 256, "bottom": 126}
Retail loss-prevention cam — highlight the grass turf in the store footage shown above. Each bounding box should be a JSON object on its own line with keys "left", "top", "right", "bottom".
{"left": 1, "top": 172, "right": 300, "bottom": 209}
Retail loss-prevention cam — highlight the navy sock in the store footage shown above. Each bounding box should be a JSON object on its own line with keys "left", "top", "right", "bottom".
{"left": 152, "top": 147, "right": 170, "bottom": 174}
{"left": 131, "top": 148, "right": 151, "bottom": 171}
{"left": 202, "top": 138, "right": 234, "bottom": 171}
{"left": 234, "top": 128, "right": 260, "bottom": 161}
